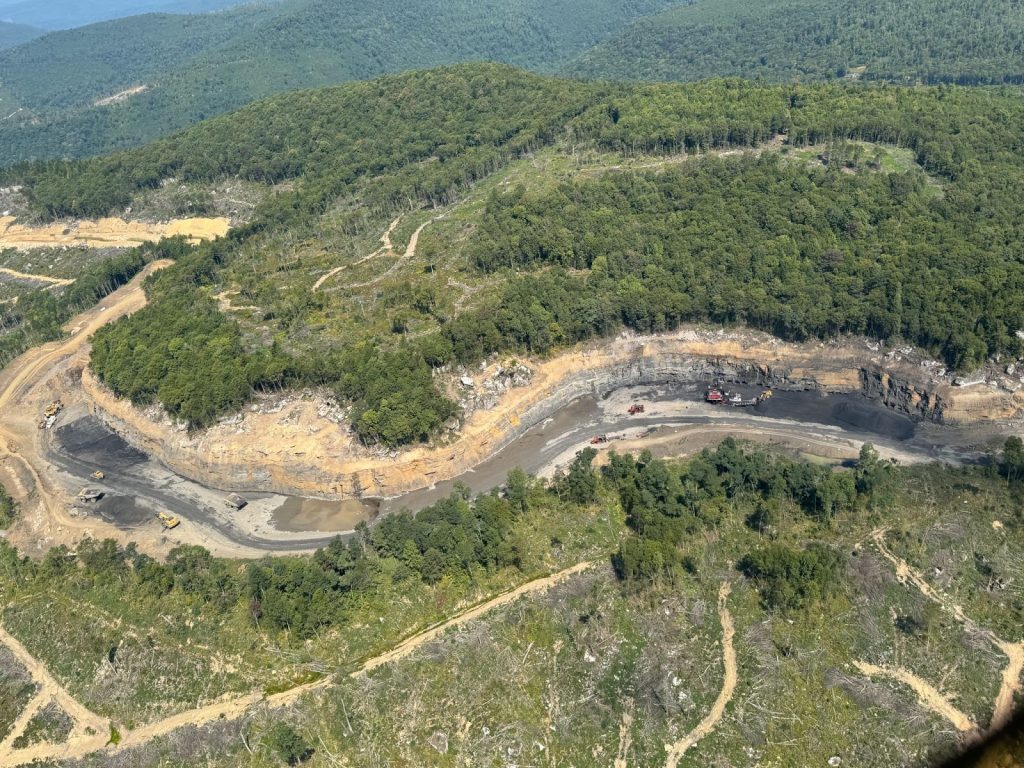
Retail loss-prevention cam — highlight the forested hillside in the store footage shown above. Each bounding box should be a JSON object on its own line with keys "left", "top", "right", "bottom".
{"left": 3, "top": 0, "right": 1023, "bottom": 162}
{"left": 571, "top": 0, "right": 1024, "bottom": 84}
{"left": 0, "top": 0, "right": 679, "bottom": 162}
{"left": 6, "top": 65, "right": 1024, "bottom": 446}
{"left": 0, "top": 20, "right": 42, "bottom": 49}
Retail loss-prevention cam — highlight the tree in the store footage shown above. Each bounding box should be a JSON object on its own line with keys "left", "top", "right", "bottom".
{"left": 0, "top": 482, "right": 17, "bottom": 528}
{"left": 264, "top": 722, "right": 312, "bottom": 765}
{"left": 421, "top": 547, "right": 446, "bottom": 584}
{"left": 563, "top": 448, "right": 599, "bottom": 505}
{"left": 738, "top": 543, "right": 845, "bottom": 612}
{"left": 505, "top": 467, "right": 529, "bottom": 514}
{"left": 855, "top": 442, "right": 894, "bottom": 508}
{"left": 613, "top": 538, "right": 666, "bottom": 582}
{"left": 1000, "top": 436, "right": 1024, "bottom": 484}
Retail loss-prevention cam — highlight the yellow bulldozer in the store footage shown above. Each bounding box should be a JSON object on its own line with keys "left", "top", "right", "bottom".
{"left": 157, "top": 512, "right": 180, "bottom": 530}
{"left": 43, "top": 400, "right": 64, "bottom": 418}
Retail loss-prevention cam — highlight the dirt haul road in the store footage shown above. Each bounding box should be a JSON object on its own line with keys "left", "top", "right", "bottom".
{"left": 0, "top": 267, "right": 74, "bottom": 286}
{"left": 0, "top": 261, "right": 176, "bottom": 553}
{"left": 857, "top": 530, "right": 1024, "bottom": 736}
{"left": 665, "top": 582, "right": 736, "bottom": 767}
{"left": 0, "top": 626, "right": 109, "bottom": 765}
{"left": 0, "top": 260, "right": 326, "bottom": 559}
{"left": 0, "top": 561, "right": 596, "bottom": 767}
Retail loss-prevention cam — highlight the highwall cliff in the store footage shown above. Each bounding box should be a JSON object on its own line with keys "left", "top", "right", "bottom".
{"left": 82, "top": 328, "right": 1024, "bottom": 499}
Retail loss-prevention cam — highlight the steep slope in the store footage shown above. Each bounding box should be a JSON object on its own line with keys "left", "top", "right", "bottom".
{"left": 0, "top": 21, "right": 42, "bottom": 49}
{"left": 570, "top": 0, "right": 1024, "bottom": 85}
{"left": 0, "top": 0, "right": 679, "bottom": 162}
{"left": 6, "top": 65, "right": 1023, "bottom": 447}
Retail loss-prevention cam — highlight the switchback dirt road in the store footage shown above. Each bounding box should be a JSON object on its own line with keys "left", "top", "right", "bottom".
{"left": 0, "top": 260, "right": 172, "bottom": 553}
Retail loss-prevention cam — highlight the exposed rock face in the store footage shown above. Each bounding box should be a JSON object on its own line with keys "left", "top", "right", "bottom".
{"left": 83, "top": 328, "right": 1023, "bottom": 500}
{"left": 861, "top": 370, "right": 944, "bottom": 422}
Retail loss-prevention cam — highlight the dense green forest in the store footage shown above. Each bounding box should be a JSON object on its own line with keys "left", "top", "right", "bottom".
{"left": 0, "top": 20, "right": 42, "bottom": 49}
{"left": 608, "top": 439, "right": 896, "bottom": 604}
{"left": 460, "top": 152, "right": 1021, "bottom": 368}
{"left": 19, "top": 69, "right": 1013, "bottom": 444}
{"left": 4, "top": 0, "right": 1024, "bottom": 161}
{"left": 571, "top": 0, "right": 1024, "bottom": 85}
{"left": 0, "top": 0, "right": 678, "bottom": 162}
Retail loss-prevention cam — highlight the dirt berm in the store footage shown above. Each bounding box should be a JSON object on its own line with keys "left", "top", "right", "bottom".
{"left": 83, "top": 328, "right": 1024, "bottom": 500}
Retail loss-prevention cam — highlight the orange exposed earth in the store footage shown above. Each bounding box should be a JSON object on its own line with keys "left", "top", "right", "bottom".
{"left": 0, "top": 215, "right": 230, "bottom": 250}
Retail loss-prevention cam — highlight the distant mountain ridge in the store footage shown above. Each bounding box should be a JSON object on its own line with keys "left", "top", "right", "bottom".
{"left": 0, "top": 0, "right": 254, "bottom": 30}
{"left": 0, "top": 0, "right": 680, "bottom": 163}
{"left": 1, "top": 0, "right": 1023, "bottom": 164}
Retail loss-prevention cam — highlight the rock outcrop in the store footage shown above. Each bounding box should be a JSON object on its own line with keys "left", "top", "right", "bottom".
{"left": 83, "top": 328, "right": 1024, "bottom": 500}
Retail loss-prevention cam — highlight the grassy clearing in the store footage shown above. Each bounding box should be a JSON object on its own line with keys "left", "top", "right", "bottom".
{"left": 782, "top": 139, "right": 945, "bottom": 197}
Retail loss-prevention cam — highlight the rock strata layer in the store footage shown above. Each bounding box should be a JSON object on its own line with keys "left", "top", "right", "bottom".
{"left": 83, "top": 329, "right": 1023, "bottom": 499}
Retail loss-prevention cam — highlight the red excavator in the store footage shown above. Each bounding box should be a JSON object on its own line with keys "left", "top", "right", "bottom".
{"left": 628, "top": 403, "right": 645, "bottom": 415}
{"left": 705, "top": 388, "right": 726, "bottom": 404}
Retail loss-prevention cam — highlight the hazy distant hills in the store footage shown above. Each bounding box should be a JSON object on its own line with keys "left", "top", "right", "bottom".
{"left": 569, "top": 0, "right": 1024, "bottom": 85}
{"left": 0, "top": 0, "right": 253, "bottom": 30}
{"left": 0, "top": 19, "right": 42, "bottom": 49}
